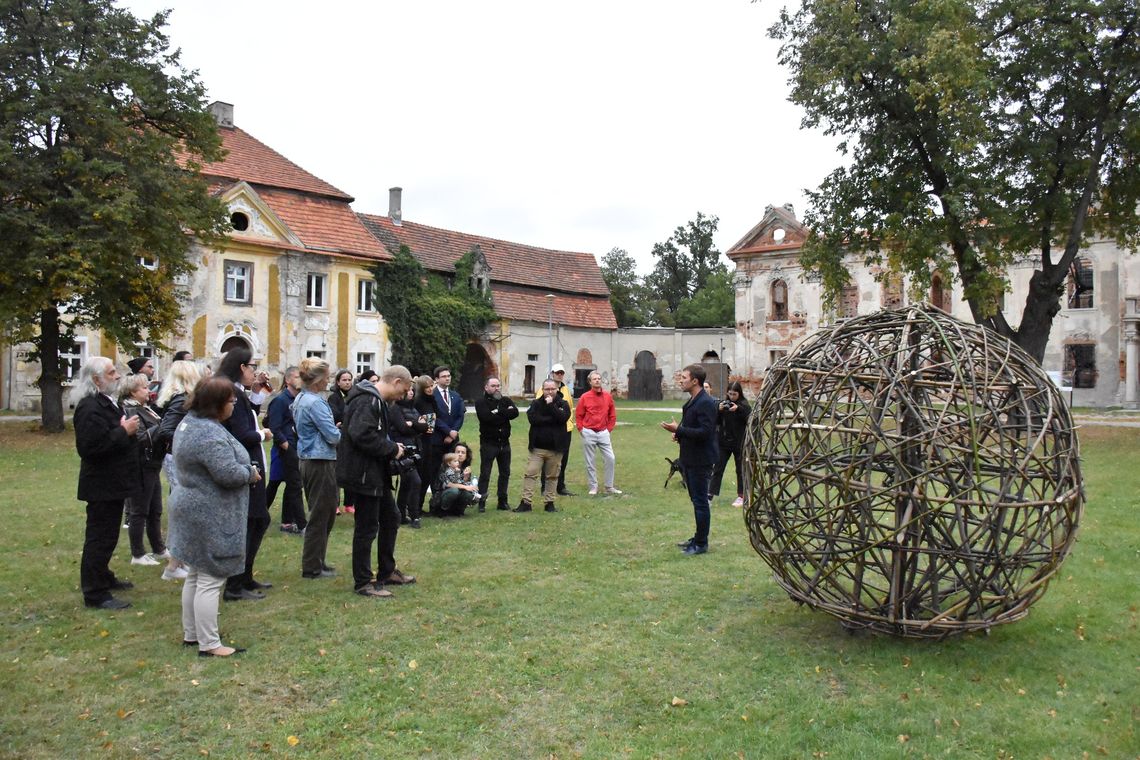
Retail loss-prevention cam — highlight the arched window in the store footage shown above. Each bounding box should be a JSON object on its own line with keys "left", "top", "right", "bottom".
{"left": 882, "top": 275, "right": 904, "bottom": 309}
{"left": 930, "top": 273, "right": 946, "bottom": 312}
{"left": 1067, "top": 258, "right": 1094, "bottom": 309}
{"left": 838, "top": 283, "right": 859, "bottom": 319}
{"left": 770, "top": 279, "right": 789, "bottom": 321}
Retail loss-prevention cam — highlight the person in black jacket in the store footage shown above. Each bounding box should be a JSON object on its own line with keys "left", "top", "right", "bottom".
{"left": 216, "top": 347, "right": 274, "bottom": 601}
{"left": 710, "top": 381, "right": 751, "bottom": 507}
{"left": 411, "top": 374, "right": 437, "bottom": 514}
{"left": 120, "top": 373, "right": 168, "bottom": 568}
{"left": 265, "top": 367, "right": 307, "bottom": 534}
{"left": 515, "top": 379, "right": 571, "bottom": 513}
{"left": 327, "top": 369, "right": 355, "bottom": 514}
{"left": 475, "top": 376, "right": 519, "bottom": 511}
{"left": 73, "top": 357, "right": 140, "bottom": 609}
{"left": 336, "top": 365, "right": 416, "bottom": 598}
{"left": 390, "top": 384, "right": 429, "bottom": 528}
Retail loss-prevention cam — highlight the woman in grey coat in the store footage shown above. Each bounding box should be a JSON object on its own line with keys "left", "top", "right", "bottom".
{"left": 168, "top": 377, "right": 262, "bottom": 658}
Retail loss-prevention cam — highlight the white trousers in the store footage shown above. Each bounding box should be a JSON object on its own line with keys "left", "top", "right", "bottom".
{"left": 580, "top": 428, "right": 616, "bottom": 490}
{"left": 181, "top": 566, "right": 227, "bottom": 651}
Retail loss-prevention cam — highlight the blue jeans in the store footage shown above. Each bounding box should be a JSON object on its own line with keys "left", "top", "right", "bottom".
{"left": 685, "top": 464, "right": 713, "bottom": 547}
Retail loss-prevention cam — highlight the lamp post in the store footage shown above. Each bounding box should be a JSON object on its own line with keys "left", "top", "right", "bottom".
{"left": 546, "top": 293, "right": 555, "bottom": 374}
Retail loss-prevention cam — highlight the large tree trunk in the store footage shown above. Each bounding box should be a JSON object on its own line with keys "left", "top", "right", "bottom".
{"left": 1013, "top": 270, "right": 1064, "bottom": 365}
{"left": 37, "top": 307, "right": 66, "bottom": 433}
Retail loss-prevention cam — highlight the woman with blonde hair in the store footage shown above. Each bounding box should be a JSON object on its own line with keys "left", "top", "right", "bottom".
{"left": 292, "top": 357, "right": 341, "bottom": 579}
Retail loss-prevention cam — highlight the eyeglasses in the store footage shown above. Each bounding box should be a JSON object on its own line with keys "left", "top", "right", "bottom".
{"left": 243, "top": 363, "right": 258, "bottom": 371}
{"left": 225, "top": 398, "right": 237, "bottom": 405}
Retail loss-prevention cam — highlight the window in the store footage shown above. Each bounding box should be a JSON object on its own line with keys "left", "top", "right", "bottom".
{"left": 769, "top": 350, "right": 787, "bottom": 366}
{"left": 881, "top": 275, "right": 904, "bottom": 309}
{"left": 770, "top": 279, "right": 789, "bottom": 321}
{"left": 1067, "top": 258, "right": 1094, "bottom": 309}
{"left": 60, "top": 339, "right": 87, "bottom": 383}
{"left": 137, "top": 255, "right": 158, "bottom": 271}
{"left": 225, "top": 261, "right": 252, "bottom": 304}
{"left": 307, "top": 273, "right": 327, "bottom": 309}
{"left": 230, "top": 212, "right": 250, "bottom": 231}
{"left": 469, "top": 274, "right": 488, "bottom": 294}
{"left": 524, "top": 365, "right": 535, "bottom": 396}
{"left": 305, "top": 350, "right": 326, "bottom": 359}
{"left": 838, "top": 283, "right": 859, "bottom": 319}
{"left": 527, "top": 353, "right": 539, "bottom": 362}
{"left": 1063, "top": 344, "right": 1097, "bottom": 388}
{"left": 355, "top": 352, "right": 375, "bottom": 377}
{"left": 358, "top": 278, "right": 376, "bottom": 313}
{"left": 930, "top": 273, "right": 947, "bottom": 312}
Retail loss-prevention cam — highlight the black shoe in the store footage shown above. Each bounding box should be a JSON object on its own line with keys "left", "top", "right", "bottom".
{"left": 86, "top": 597, "right": 130, "bottom": 610}
{"left": 182, "top": 640, "right": 198, "bottom": 647}
{"left": 557, "top": 488, "right": 574, "bottom": 496}
{"left": 302, "top": 569, "right": 336, "bottom": 579}
{"left": 410, "top": 519, "right": 422, "bottom": 529}
{"left": 682, "top": 543, "right": 708, "bottom": 556}
{"left": 110, "top": 579, "right": 134, "bottom": 591}
{"left": 497, "top": 503, "right": 510, "bottom": 511}
{"left": 676, "top": 538, "right": 695, "bottom": 549}
{"left": 544, "top": 502, "right": 558, "bottom": 513}
{"left": 478, "top": 503, "right": 486, "bottom": 513}
{"left": 246, "top": 580, "right": 273, "bottom": 590}
{"left": 400, "top": 516, "right": 411, "bottom": 525}
{"left": 223, "top": 588, "right": 265, "bottom": 601}
{"left": 513, "top": 501, "right": 532, "bottom": 513}
{"left": 322, "top": 563, "right": 336, "bottom": 573}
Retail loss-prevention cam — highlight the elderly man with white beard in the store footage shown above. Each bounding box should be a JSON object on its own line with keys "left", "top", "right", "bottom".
{"left": 72, "top": 357, "right": 141, "bottom": 609}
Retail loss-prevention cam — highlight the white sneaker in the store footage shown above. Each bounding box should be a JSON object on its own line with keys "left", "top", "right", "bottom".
{"left": 732, "top": 496, "right": 745, "bottom": 508}
{"left": 131, "top": 554, "right": 160, "bottom": 566}
{"left": 153, "top": 549, "right": 172, "bottom": 560}
{"left": 587, "top": 488, "right": 598, "bottom": 496}
{"left": 605, "top": 487, "right": 623, "bottom": 495}
{"left": 162, "top": 565, "right": 189, "bottom": 580}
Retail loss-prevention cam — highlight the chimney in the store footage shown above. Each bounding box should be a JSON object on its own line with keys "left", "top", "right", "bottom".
{"left": 782, "top": 203, "right": 796, "bottom": 219}
{"left": 389, "top": 187, "right": 403, "bottom": 226}
{"left": 208, "top": 101, "right": 234, "bottom": 129}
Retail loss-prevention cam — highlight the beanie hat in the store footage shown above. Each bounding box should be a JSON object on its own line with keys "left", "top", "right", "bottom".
{"left": 127, "top": 357, "right": 148, "bottom": 374}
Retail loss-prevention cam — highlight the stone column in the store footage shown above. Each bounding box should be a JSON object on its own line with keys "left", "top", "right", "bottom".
{"left": 1124, "top": 298, "right": 1140, "bottom": 408}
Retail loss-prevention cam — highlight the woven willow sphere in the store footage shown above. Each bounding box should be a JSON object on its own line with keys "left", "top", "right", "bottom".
{"left": 744, "top": 304, "right": 1084, "bottom": 638}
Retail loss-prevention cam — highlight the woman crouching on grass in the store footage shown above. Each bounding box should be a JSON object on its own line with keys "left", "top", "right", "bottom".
{"left": 168, "top": 376, "right": 261, "bottom": 658}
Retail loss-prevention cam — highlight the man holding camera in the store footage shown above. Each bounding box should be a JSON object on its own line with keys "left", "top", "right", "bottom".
{"left": 475, "top": 376, "right": 519, "bottom": 511}
{"left": 336, "top": 365, "right": 417, "bottom": 598}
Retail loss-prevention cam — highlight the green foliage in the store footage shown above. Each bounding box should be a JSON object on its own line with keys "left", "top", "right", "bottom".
{"left": 644, "top": 212, "right": 735, "bottom": 326}
{"left": 372, "top": 245, "right": 498, "bottom": 377}
{"left": 0, "top": 0, "right": 229, "bottom": 429}
{"left": 0, "top": 420, "right": 1137, "bottom": 757}
{"left": 772, "top": 0, "right": 1140, "bottom": 361}
{"left": 600, "top": 247, "right": 651, "bottom": 327}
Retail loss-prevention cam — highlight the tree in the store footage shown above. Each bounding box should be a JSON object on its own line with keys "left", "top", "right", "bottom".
{"left": 599, "top": 247, "right": 650, "bottom": 327}
{"left": 0, "top": 0, "right": 229, "bottom": 431}
{"left": 372, "top": 246, "right": 498, "bottom": 378}
{"left": 644, "top": 212, "right": 735, "bottom": 326}
{"left": 772, "top": 0, "right": 1140, "bottom": 362}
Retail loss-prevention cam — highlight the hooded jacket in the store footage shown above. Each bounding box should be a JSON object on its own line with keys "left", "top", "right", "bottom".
{"left": 335, "top": 381, "right": 400, "bottom": 495}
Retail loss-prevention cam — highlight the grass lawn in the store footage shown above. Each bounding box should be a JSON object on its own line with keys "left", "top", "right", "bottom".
{"left": 0, "top": 404, "right": 1136, "bottom": 758}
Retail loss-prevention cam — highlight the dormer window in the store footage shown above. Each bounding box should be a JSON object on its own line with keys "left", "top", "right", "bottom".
{"left": 230, "top": 211, "right": 250, "bottom": 231}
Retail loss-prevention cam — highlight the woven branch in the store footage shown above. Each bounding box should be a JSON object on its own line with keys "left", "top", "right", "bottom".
{"left": 744, "top": 305, "right": 1084, "bottom": 638}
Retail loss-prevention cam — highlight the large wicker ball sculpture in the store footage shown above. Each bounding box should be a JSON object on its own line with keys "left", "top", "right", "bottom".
{"left": 744, "top": 304, "right": 1083, "bottom": 638}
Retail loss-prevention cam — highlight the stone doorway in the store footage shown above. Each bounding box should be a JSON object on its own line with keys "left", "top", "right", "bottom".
{"left": 458, "top": 343, "right": 493, "bottom": 402}
{"left": 627, "top": 350, "right": 662, "bottom": 400}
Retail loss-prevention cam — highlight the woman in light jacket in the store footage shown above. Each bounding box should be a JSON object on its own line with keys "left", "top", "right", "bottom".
{"left": 292, "top": 358, "right": 341, "bottom": 579}
{"left": 168, "top": 376, "right": 262, "bottom": 658}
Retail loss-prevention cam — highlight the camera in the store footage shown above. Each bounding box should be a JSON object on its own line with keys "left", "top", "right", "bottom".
{"left": 393, "top": 443, "right": 422, "bottom": 474}
{"left": 720, "top": 401, "right": 735, "bottom": 411}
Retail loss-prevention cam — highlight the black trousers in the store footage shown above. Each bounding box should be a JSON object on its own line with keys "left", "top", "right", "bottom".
{"left": 396, "top": 467, "right": 422, "bottom": 521}
{"left": 710, "top": 442, "right": 744, "bottom": 497}
{"left": 350, "top": 488, "right": 401, "bottom": 591}
{"left": 478, "top": 440, "right": 512, "bottom": 506}
{"left": 81, "top": 499, "right": 125, "bottom": 605}
{"left": 127, "top": 468, "right": 165, "bottom": 558}
{"left": 541, "top": 430, "right": 571, "bottom": 492}
{"left": 227, "top": 513, "right": 270, "bottom": 592}
{"left": 266, "top": 445, "right": 307, "bottom": 529}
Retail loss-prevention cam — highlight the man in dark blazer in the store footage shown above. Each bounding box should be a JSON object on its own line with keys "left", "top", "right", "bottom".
{"left": 661, "top": 364, "right": 719, "bottom": 555}
{"left": 426, "top": 365, "right": 465, "bottom": 505}
{"left": 73, "top": 357, "right": 140, "bottom": 609}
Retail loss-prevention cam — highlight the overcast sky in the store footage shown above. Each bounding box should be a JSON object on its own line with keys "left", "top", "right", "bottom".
{"left": 119, "top": 0, "right": 839, "bottom": 274}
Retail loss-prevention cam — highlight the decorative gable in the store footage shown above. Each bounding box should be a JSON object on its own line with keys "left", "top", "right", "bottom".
{"left": 217, "top": 181, "right": 304, "bottom": 249}
{"left": 727, "top": 204, "right": 808, "bottom": 259}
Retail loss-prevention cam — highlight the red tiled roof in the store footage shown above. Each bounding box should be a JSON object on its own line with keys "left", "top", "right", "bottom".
{"left": 490, "top": 283, "right": 618, "bottom": 330}
{"left": 198, "top": 126, "right": 353, "bottom": 201}
{"left": 254, "top": 188, "right": 389, "bottom": 261}
{"left": 357, "top": 214, "right": 611, "bottom": 297}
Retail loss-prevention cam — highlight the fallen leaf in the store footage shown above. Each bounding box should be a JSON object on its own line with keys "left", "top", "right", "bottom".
{"left": 671, "top": 696, "right": 688, "bottom": 707}
{"left": 1076, "top": 623, "right": 1086, "bottom": 641}
{"left": 900, "top": 692, "right": 909, "bottom": 701}
{"left": 318, "top": 649, "right": 326, "bottom": 657}
{"left": 741, "top": 714, "right": 748, "bottom": 721}
{"left": 408, "top": 660, "right": 418, "bottom": 670}
{"left": 898, "top": 734, "right": 909, "bottom": 743}
{"left": 190, "top": 679, "right": 200, "bottom": 686}
{"left": 902, "top": 656, "right": 911, "bottom": 668}
{"left": 99, "top": 630, "right": 109, "bottom": 638}
{"left": 286, "top": 736, "right": 299, "bottom": 747}
{"left": 117, "top": 709, "right": 134, "bottom": 719}
{"left": 1017, "top": 689, "right": 1026, "bottom": 696}
{"left": 1048, "top": 709, "right": 1057, "bottom": 717}
{"left": 1057, "top": 674, "right": 1067, "bottom": 689}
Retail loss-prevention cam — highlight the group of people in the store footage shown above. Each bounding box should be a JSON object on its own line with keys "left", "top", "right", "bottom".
{"left": 73, "top": 350, "right": 751, "bottom": 657}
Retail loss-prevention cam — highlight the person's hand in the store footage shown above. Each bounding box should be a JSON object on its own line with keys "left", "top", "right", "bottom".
{"left": 396, "top": 443, "right": 405, "bottom": 460}
{"left": 280, "top": 441, "right": 289, "bottom": 451}
{"left": 121, "top": 415, "right": 140, "bottom": 435}
{"left": 417, "top": 415, "right": 427, "bottom": 425}
{"left": 262, "top": 429, "right": 274, "bottom": 441}
{"left": 250, "top": 466, "right": 262, "bottom": 483}
{"left": 660, "top": 417, "right": 679, "bottom": 434}
{"left": 463, "top": 466, "right": 471, "bottom": 478}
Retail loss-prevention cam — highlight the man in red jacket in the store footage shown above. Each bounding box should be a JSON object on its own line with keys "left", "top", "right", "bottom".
{"left": 575, "top": 371, "right": 622, "bottom": 496}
